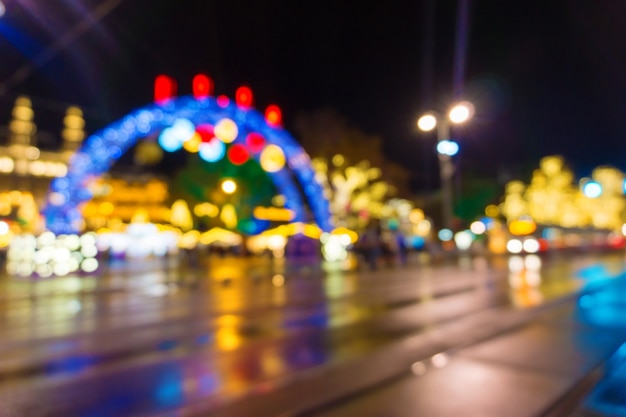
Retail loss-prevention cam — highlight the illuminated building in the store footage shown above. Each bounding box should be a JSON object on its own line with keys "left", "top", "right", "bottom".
{"left": 81, "top": 175, "right": 171, "bottom": 231}
{"left": 0, "top": 96, "right": 85, "bottom": 237}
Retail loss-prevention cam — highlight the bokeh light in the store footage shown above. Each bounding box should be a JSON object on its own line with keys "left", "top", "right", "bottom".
{"left": 265, "top": 105, "right": 282, "bottom": 126}
{"left": 583, "top": 181, "right": 602, "bottom": 198}
{"left": 183, "top": 132, "right": 201, "bottom": 153}
{"left": 260, "top": 145, "right": 286, "bottom": 172}
{"left": 436, "top": 140, "right": 459, "bottom": 156}
{"left": 214, "top": 118, "right": 238, "bottom": 143}
{"left": 470, "top": 221, "right": 486, "bottom": 234}
{"left": 227, "top": 144, "right": 249, "bottom": 165}
{"left": 196, "top": 124, "right": 214, "bottom": 142}
{"left": 216, "top": 95, "right": 230, "bottom": 108}
{"left": 154, "top": 75, "right": 177, "bottom": 103}
{"left": 235, "top": 86, "right": 253, "bottom": 107}
{"left": 417, "top": 114, "right": 437, "bottom": 131}
{"left": 523, "top": 238, "right": 540, "bottom": 253}
{"left": 245, "top": 133, "right": 266, "bottom": 153}
{"left": 438, "top": 228, "right": 453, "bottom": 241}
{"left": 192, "top": 74, "right": 214, "bottom": 98}
{"left": 198, "top": 139, "right": 225, "bottom": 162}
{"left": 454, "top": 230, "right": 473, "bottom": 251}
{"left": 507, "top": 239, "right": 523, "bottom": 254}
{"left": 221, "top": 179, "right": 237, "bottom": 194}
{"left": 158, "top": 128, "right": 183, "bottom": 152}
{"left": 448, "top": 101, "right": 474, "bottom": 123}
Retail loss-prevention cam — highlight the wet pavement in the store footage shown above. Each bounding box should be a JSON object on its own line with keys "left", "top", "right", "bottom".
{"left": 0, "top": 252, "right": 623, "bottom": 416}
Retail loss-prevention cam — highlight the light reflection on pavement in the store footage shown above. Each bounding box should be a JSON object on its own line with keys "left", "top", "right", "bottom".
{"left": 0, "top": 251, "right": 623, "bottom": 416}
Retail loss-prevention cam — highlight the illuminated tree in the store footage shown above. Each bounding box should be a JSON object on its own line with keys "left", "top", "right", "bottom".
{"left": 294, "top": 109, "right": 411, "bottom": 197}
{"left": 500, "top": 155, "right": 626, "bottom": 231}
{"left": 311, "top": 155, "right": 395, "bottom": 230}
{"left": 293, "top": 109, "right": 418, "bottom": 231}
{"left": 584, "top": 166, "right": 625, "bottom": 230}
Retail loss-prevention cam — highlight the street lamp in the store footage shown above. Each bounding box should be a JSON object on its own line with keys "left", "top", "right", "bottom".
{"left": 417, "top": 101, "right": 474, "bottom": 230}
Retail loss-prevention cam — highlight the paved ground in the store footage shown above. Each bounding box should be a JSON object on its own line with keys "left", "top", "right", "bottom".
{"left": 0, "top": 251, "right": 623, "bottom": 416}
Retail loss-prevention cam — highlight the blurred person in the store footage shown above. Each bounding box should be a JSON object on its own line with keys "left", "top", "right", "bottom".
{"left": 380, "top": 229, "right": 396, "bottom": 267}
{"left": 358, "top": 221, "right": 382, "bottom": 270}
{"left": 395, "top": 229, "right": 408, "bottom": 266}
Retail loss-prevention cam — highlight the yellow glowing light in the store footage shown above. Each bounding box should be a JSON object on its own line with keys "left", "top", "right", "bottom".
{"left": 220, "top": 204, "right": 238, "bottom": 229}
{"left": 448, "top": 101, "right": 473, "bottom": 124}
{"left": 253, "top": 206, "right": 295, "bottom": 221}
{"left": 416, "top": 219, "right": 431, "bottom": 236}
{"left": 485, "top": 204, "right": 499, "bottom": 217}
{"left": 272, "top": 195, "right": 286, "bottom": 207}
{"left": 417, "top": 114, "right": 437, "bottom": 131}
{"left": 260, "top": 145, "right": 286, "bottom": 173}
{"left": 221, "top": 179, "right": 237, "bottom": 194}
{"left": 99, "top": 202, "right": 114, "bottom": 216}
{"left": 170, "top": 200, "right": 194, "bottom": 231}
{"left": 540, "top": 156, "right": 564, "bottom": 177}
{"left": 194, "top": 203, "right": 219, "bottom": 217}
{"left": 261, "top": 222, "right": 322, "bottom": 240}
{"left": 8, "top": 191, "right": 22, "bottom": 205}
{"left": 509, "top": 219, "right": 537, "bottom": 236}
{"left": 367, "top": 167, "right": 382, "bottom": 180}
{"left": 135, "top": 141, "right": 164, "bottom": 165}
{"left": 409, "top": 208, "right": 425, "bottom": 223}
{"left": 178, "top": 230, "right": 200, "bottom": 249}
{"left": 216, "top": 326, "right": 241, "bottom": 351}
{"left": 183, "top": 132, "right": 202, "bottom": 152}
{"left": 331, "top": 227, "right": 359, "bottom": 243}
{"left": 488, "top": 229, "right": 508, "bottom": 254}
{"left": 272, "top": 274, "right": 285, "bottom": 286}
{"left": 214, "top": 118, "right": 238, "bottom": 143}
{"left": 131, "top": 209, "right": 150, "bottom": 224}
{"left": 199, "top": 227, "right": 243, "bottom": 246}
{"left": 332, "top": 154, "right": 345, "bottom": 166}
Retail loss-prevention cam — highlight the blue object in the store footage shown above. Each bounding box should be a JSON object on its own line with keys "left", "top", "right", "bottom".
{"left": 42, "top": 95, "right": 333, "bottom": 234}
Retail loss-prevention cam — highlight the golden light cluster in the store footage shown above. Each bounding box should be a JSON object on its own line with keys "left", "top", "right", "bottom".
{"left": 311, "top": 155, "right": 394, "bottom": 230}
{"left": 500, "top": 156, "right": 626, "bottom": 232}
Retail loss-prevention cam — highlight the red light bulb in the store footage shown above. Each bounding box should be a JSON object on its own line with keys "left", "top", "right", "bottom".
{"left": 265, "top": 104, "right": 282, "bottom": 126}
{"left": 227, "top": 144, "right": 250, "bottom": 165}
{"left": 154, "top": 75, "right": 177, "bottom": 104}
{"left": 235, "top": 86, "right": 253, "bottom": 108}
{"left": 193, "top": 74, "right": 214, "bottom": 99}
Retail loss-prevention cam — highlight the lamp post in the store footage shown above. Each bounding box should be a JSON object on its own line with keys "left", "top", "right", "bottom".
{"left": 417, "top": 101, "right": 473, "bottom": 231}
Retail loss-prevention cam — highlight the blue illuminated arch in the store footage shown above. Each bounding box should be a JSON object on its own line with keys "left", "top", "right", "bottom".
{"left": 43, "top": 96, "right": 333, "bottom": 234}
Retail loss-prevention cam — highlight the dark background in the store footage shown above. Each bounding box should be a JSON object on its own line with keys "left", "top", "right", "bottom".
{"left": 1, "top": 0, "right": 625, "bottom": 190}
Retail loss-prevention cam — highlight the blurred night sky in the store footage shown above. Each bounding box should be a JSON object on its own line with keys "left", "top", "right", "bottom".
{"left": 1, "top": 0, "right": 626, "bottom": 191}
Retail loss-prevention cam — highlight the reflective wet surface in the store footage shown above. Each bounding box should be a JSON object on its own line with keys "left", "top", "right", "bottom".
{"left": 0, "top": 252, "right": 623, "bottom": 416}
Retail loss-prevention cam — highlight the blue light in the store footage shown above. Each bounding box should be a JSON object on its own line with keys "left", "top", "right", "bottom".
{"left": 158, "top": 128, "right": 183, "bottom": 152}
{"left": 411, "top": 236, "right": 425, "bottom": 249}
{"left": 198, "top": 140, "right": 225, "bottom": 162}
{"left": 154, "top": 370, "right": 184, "bottom": 407}
{"left": 436, "top": 140, "right": 459, "bottom": 156}
{"left": 583, "top": 181, "right": 602, "bottom": 198}
{"left": 51, "top": 177, "right": 69, "bottom": 191}
{"left": 438, "top": 228, "right": 453, "bottom": 241}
